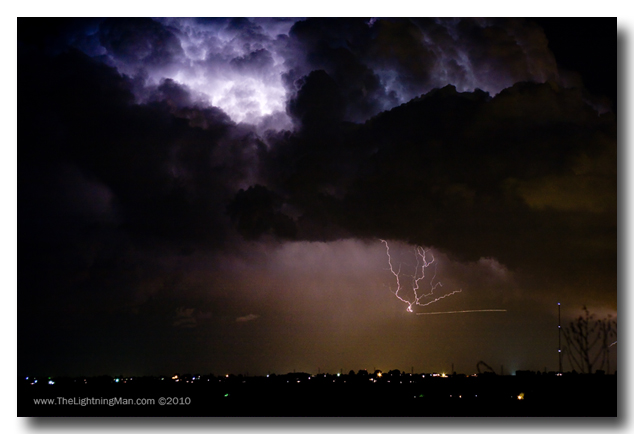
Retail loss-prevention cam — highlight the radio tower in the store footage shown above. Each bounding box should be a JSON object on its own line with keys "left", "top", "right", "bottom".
{"left": 558, "top": 302, "right": 562, "bottom": 374}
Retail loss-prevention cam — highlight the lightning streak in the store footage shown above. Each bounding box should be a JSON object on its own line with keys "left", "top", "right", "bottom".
{"left": 416, "top": 309, "right": 507, "bottom": 315}
{"left": 416, "top": 290, "right": 464, "bottom": 307}
{"left": 381, "top": 239, "right": 463, "bottom": 313}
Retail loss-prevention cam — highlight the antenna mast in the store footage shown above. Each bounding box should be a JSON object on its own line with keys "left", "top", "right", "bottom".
{"left": 558, "top": 302, "right": 562, "bottom": 374}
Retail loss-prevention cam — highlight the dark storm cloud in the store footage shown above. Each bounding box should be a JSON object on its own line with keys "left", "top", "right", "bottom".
{"left": 58, "top": 17, "right": 565, "bottom": 127}
{"left": 227, "top": 184, "right": 297, "bottom": 240}
{"left": 286, "top": 69, "right": 346, "bottom": 131}
{"left": 99, "top": 17, "right": 185, "bottom": 67}
{"left": 20, "top": 16, "right": 613, "bottom": 274}
{"left": 52, "top": 17, "right": 294, "bottom": 126}
{"left": 18, "top": 38, "right": 265, "bottom": 350}
{"left": 149, "top": 78, "right": 197, "bottom": 107}
{"left": 281, "top": 17, "right": 560, "bottom": 123}
{"left": 240, "top": 81, "right": 615, "bottom": 304}
{"left": 284, "top": 18, "right": 395, "bottom": 123}
{"left": 19, "top": 46, "right": 263, "bottom": 250}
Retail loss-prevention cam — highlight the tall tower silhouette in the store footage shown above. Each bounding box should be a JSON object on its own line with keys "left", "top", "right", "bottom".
{"left": 558, "top": 302, "right": 562, "bottom": 373}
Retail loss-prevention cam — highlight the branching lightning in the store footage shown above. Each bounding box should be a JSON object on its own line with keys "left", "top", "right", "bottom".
{"left": 380, "top": 239, "right": 506, "bottom": 315}
{"left": 381, "top": 239, "right": 463, "bottom": 313}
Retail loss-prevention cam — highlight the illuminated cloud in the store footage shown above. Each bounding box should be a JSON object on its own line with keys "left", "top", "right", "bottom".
{"left": 62, "top": 18, "right": 564, "bottom": 128}
{"left": 90, "top": 17, "right": 295, "bottom": 127}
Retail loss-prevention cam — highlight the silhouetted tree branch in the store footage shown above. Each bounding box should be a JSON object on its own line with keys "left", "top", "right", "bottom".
{"left": 563, "top": 306, "right": 616, "bottom": 374}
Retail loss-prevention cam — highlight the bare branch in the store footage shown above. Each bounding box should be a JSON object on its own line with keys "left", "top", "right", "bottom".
{"left": 563, "top": 306, "right": 616, "bottom": 374}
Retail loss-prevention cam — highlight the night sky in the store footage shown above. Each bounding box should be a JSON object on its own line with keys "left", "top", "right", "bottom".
{"left": 18, "top": 17, "right": 616, "bottom": 378}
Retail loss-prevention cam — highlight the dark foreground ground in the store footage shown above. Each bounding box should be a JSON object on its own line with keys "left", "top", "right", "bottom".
{"left": 19, "top": 373, "right": 616, "bottom": 417}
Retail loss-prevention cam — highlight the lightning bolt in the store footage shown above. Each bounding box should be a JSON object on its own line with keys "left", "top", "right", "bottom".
{"left": 381, "top": 239, "right": 506, "bottom": 315}
{"left": 381, "top": 239, "right": 463, "bottom": 313}
{"left": 416, "top": 309, "right": 507, "bottom": 315}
